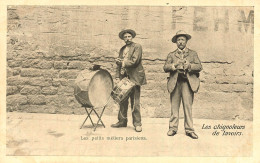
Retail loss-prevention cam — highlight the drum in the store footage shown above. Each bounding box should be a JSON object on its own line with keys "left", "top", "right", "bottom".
{"left": 111, "top": 77, "right": 136, "bottom": 104}
{"left": 74, "top": 69, "right": 113, "bottom": 108}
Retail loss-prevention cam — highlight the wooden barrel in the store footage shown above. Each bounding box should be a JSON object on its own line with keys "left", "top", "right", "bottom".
{"left": 74, "top": 69, "right": 113, "bottom": 108}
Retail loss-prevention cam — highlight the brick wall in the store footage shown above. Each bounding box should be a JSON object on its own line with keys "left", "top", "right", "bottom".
{"left": 7, "top": 6, "right": 253, "bottom": 120}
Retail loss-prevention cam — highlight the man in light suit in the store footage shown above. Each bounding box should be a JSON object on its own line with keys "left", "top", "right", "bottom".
{"left": 111, "top": 29, "right": 147, "bottom": 132}
{"left": 163, "top": 30, "right": 202, "bottom": 139}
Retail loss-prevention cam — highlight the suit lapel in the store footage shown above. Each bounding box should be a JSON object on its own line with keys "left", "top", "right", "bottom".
{"left": 174, "top": 49, "right": 181, "bottom": 59}
{"left": 183, "top": 48, "right": 189, "bottom": 58}
{"left": 119, "top": 45, "right": 126, "bottom": 59}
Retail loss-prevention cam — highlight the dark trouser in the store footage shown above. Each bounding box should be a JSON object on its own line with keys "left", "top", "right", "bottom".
{"left": 169, "top": 78, "right": 194, "bottom": 133}
{"left": 118, "top": 85, "right": 142, "bottom": 127}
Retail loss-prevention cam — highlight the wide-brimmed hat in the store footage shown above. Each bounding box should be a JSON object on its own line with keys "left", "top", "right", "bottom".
{"left": 119, "top": 29, "right": 136, "bottom": 40}
{"left": 172, "top": 30, "right": 191, "bottom": 43}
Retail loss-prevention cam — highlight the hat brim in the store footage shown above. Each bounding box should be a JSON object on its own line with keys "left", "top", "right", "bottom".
{"left": 172, "top": 34, "right": 191, "bottom": 43}
{"left": 119, "top": 29, "right": 136, "bottom": 40}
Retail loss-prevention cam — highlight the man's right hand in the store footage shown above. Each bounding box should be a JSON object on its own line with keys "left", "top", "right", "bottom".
{"left": 175, "top": 59, "right": 185, "bottom": 70}
{"left": 174, "top": 63, "right": 184, "bottom": 70}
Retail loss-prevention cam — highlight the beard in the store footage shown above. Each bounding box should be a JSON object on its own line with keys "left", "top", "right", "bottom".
{"left": 178, "top": 44, "right": 185, "bottom": 49}
{"left": 126, "top": 40, "right": 132, "bottom": 45}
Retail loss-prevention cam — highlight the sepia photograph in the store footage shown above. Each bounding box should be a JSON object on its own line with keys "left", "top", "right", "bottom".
{"left": 1, "top": 1, "right": 258, "bottom": 162}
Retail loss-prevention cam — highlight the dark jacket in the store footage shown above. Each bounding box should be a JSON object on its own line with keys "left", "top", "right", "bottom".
{"left": 163, "top": 48, "right": 202, "bottom": 93}
{"left": 116, "top": 42, "right": 147, "bottom": 86}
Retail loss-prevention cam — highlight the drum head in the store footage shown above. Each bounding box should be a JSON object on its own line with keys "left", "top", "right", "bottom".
{"left": 88, "top": 69, "right": 113, "bottom": 107}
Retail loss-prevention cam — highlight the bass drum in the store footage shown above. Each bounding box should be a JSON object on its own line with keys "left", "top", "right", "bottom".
{"left": 74, "top": 69, "right": 113, "bottom": 108}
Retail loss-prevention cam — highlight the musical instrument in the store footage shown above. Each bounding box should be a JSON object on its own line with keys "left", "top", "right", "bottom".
{"left": 177, "top": 58, "right": 188, "bottom": 77}
{"left": 74, "top": 69, "right": 113, "bottom": 108}
{"left": 111, "top": 77, "right": 136, "bottom": 104}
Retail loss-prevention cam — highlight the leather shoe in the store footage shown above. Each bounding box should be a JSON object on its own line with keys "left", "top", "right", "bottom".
{"left": 186, "top": 132, "right": 198, "bottom": 139}
{"left": 167, "top": 130, "right": 177, "bottom": 136}
{"left": 111, "top": 121, "right": 127, "bottom": 128}
{"left": 135, "top": 126, "right": 142, "bottom": 132}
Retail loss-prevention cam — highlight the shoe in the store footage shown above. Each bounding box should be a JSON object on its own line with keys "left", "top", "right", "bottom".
{"left": 135, "top": 126, "right": 142, "bottom": 132}
{"left": 167, "top": 130, "right": 177, "bottom": 136}
{"left": 111, "top": 121, "right": 127, "bottom": 128}
{"left": 186, "top": 132, "right": 198, "bottom": 139}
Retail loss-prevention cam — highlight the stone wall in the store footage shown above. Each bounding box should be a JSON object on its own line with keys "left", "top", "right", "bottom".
{"left": 7, "top": 6, "right": 253, "bottom": 120}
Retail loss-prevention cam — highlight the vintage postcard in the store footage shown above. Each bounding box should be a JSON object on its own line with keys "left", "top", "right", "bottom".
{"left": 0, "top": 0, "right": 259, "bottom": 162}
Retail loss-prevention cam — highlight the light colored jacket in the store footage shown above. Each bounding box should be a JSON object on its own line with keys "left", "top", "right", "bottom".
{"left": 163, "top": 48, "right": 202, "bottom": 93}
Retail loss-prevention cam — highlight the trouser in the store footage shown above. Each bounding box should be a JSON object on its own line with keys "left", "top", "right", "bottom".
{"left": 118, "top": 85, "right": 142, "bottom": 127}
{"left": 169, "top": 78, "right": 194, "bottom": 133}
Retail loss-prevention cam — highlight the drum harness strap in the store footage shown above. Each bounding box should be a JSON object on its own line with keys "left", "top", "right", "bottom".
{"left": 119, "top": 104, "right": 135, "bottom": 120}
{"left": 119, "top": 46, "right": 136, "bottom": 119}
{"left": 119, "top": 109, "right": 127, "bottom": 120}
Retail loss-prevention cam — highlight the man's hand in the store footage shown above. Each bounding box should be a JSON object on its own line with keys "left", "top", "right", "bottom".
{"left": 114, "top": 78, "right": 120, "bottom": 85}
{"left": 115, "top": 58, "right": 123, "bottom": 65}
{"left": 183, "top": 60, "right": 191, "bottom": 70}
{"left": 174, "top": 60, "right": 184, "bottom": 70}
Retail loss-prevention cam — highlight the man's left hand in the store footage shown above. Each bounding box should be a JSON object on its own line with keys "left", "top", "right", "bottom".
{"left": 114, "top": 78, "right": 120, "bottom": 84}
{"left": 183, "top": 60, "right": 191, "bottom": 70}
{"left": 116, "top": 58, "right": 123, "bottom": 65}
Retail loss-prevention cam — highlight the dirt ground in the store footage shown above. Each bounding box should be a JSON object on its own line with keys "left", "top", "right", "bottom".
{"left": 6, "top": 112, "right": 252, "bottom": 156}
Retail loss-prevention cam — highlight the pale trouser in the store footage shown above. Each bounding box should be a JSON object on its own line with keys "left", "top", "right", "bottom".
{"left": 169, "top": 77, "right": 194, "bottom": 133}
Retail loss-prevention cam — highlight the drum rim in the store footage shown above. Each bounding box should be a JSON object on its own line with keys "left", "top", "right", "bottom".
{"left": 89, "top": 69, "right": 114, "bottom": 88}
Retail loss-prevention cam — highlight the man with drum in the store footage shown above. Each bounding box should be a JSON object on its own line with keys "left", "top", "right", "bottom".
{"left": 111, "top": 29, "right": 147, "bottom": 132}
{"left": 163, "top": 30, "right": 202, "bottom": 139}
